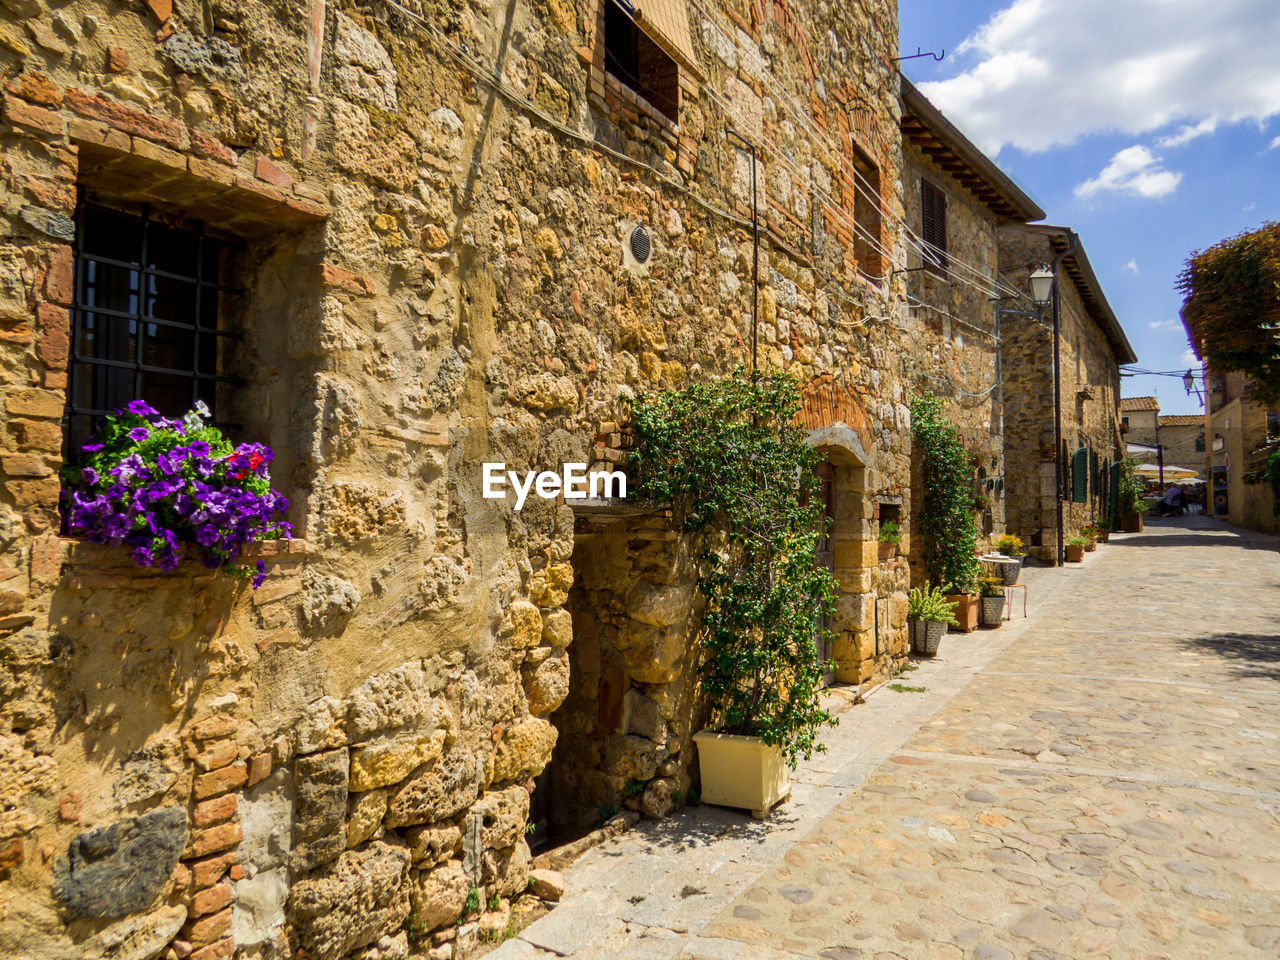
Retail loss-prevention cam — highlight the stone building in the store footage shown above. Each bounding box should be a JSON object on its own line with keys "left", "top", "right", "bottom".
{"left": 1204, "top": 371, "right": 1278, "bottom": 533}
{"left": 1119, "top": 395, "right": 1159, "bottom": 446}
{"left": 898, "top": 77, "right": 1044, "bottom": 567}
{"left": 0, "top": 0, "right": 916, "bottom": 958}
{"left": 998, "top": 226, "right": 1136, "bottom": 561}
{"left": 1157, "top": 414, "right": 1206, "bottom": 474}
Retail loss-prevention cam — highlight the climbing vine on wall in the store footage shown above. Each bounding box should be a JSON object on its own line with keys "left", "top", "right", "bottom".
{"left": 1178, "top": 222, "right": 1280, "bottom": 407}
{"left": 910, "top": 394, "right": 979, "bottom": 593}
{"left": 629, "top": 369, "right": 837, "bottom": 766}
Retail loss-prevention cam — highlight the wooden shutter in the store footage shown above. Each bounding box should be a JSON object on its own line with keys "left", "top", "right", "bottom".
{"left": 921, "top": 179, "right": 947, "bottom": 274}
{"left": 1072, "top": 447, "right": 1089, "bottom": 503}
{"left": 1108, "top": 461, "right": 1121, "bottom": 523}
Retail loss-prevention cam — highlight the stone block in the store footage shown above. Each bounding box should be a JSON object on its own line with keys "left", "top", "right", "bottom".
{"left": 350, "top": 730, "right": 446, "bottom": 792}
{"left": 490, "top": 718, "right": 557, "bottom": 785}
{"left": 188, "top": 906, "right": 231, "bottom": 945}
{"left": 190, "top": 821, "right": 242, "bottom": 859}
{"left": 407, "top": 858, "right": 468, "bottom": 930}
{"left": 192, "top": 794, "right": 237, "bottom": 828}
{"left": 541, "top": 608, "right": 572, "bottom": 647}
{"left": 292, "top": 748, "right": 348, "bottom": 872}
{"left": 405, "top": 822, "right": 462, "bottom": 866}
{"left": 346, "top": 661, "right": 447, "bottom": 741}
{"left": 81, "top": 904, "right": 187, "bottom": 960}
{"left": 507, "top": 599, "right": 542, "bottom": 648}
{"left": 193, "top": 762, "right": 246, "bottom": 800}
{"left": 347, "top": 788, "right": 388, "bottom": 848}
{"left": 289, "top": 842, "right": 411, "bottom": 960}
{"left": 385, "top": 752, "right": 479, "bottom": 828}
{"left": 471, "top": 785, "right": 529, "bottom": 852}
{"left": 54, "top": 806, "right": 188, "bottom": 919}
{"left": 192, "top": 882, "right": 231, "bottom": 917}
{"left": 522, "top": 650, "right": 569, "bottom": 716}
{"left": 528, "top": 868, "right": 564, "bottom": 901}
{"left": 604, "top": 735, "right": 662, "bottom": 782}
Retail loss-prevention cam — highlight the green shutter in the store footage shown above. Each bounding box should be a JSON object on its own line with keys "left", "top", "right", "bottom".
{"left": 1072, "top": 447, "right": 1088, "bottom": 503}
{"left": 1109, "top": 461, "right": 1121, "bottom": 523}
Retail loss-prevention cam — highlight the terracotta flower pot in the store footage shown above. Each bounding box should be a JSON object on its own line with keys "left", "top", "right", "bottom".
{"left": 945, "top": 593, "right": 979, "bottom": 633}
{"left": 1065, "top": 544, "right": 1085, "bottom": 562}
{"left": 878, "top": 541, "right": 897, "bottom": 561}
{"left": 1121, "top": 512, "right": 1143, "bottom": 533}
{"left": 1085, "top": 537, "right": 1097, "bottom": 552}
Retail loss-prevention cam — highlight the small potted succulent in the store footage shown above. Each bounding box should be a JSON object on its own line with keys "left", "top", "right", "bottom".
{"left": 977, "top": 576, "right": 1005, "bottom": 627}
{"left": 1065, "top": 535, "right": 1088, "bottom": 563}
{"left": 907, "top": 586, "right": 958, "bottom": 656}
{"left": 989, "top": 534, "right": 1025, "bottom": 585}
{"left": 878, "top": 520, "right": 902, "bottom": 561}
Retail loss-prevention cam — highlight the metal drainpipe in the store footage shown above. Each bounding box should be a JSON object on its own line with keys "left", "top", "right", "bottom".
{"left": 1050, "top": 237, "right": 1075, "bottom": 567}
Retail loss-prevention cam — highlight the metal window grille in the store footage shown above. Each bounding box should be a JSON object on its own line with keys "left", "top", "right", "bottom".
{"left": 65, "top": 201, "right": 243, "bottom": 455}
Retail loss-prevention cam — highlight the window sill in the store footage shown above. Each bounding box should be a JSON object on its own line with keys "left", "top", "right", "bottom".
{"left": 57, "top": 538, "right": 311, "bottom": 587}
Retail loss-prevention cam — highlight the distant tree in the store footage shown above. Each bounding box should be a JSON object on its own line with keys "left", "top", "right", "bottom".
{"left": 1177, "top": 221, "right": 1280, "bottom": 407}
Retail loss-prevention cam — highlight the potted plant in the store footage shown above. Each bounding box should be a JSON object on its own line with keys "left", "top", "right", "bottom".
{"left": 989, "top": 534, "right": 1025, "bottom": 585}
{"left": 61, "top": 400, "right": 291, "bottom": 586}
{"left": 878, "top": 519, "right": 902, "bottom": 561}
{"left": 631, "top": 371, "right": 836, "bottom": 819}
{"left": 907, "top": 586, "right": 958, "bottom": 656}
{"left": 1094, "top": 518, "right": 1111, "bottom": 542}
{"left": 910, "top": 395, "right": 982, "bottom": 631}
{"left": 1080, "top": 526, "right": 1098, "bottom": 551}
{"left": 1065, "top": 535, "right": 1088, "bottom": 562}
{"left": 978, "top": 576, "right": 1005, "bottom": 627}
{"left": 1117, "top": 459, "right": 1147, "bottom": 533}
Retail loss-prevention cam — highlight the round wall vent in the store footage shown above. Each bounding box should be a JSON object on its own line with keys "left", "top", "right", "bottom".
{"left": 629, "top": 224, "right": 652, "bottom": 264}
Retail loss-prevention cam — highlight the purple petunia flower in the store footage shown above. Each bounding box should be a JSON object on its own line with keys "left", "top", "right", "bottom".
{"left": 125, "top": 400, "right": 158, "bottom": 416}
{"left": 127, "top": 427, "right": 149, "bottom": 442}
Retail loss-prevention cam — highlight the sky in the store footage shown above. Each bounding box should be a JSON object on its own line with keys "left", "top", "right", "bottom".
{"left": 899, "top": 0, "right": 1280, "bottom": 415}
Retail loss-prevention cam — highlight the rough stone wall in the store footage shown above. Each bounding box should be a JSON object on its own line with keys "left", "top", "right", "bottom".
{"left": 0, "top": 0, "right": 912, "bottom": 957}
{"left": 901, "top": 139, "right": 1005, "bottom": 582}
{"left": 1122, "top": 408, "right": 1158, "bottom": 446}
{"left": 1155, "top": 419, "right": 1203, "bottom": 474}
{"left": 999, "top": 227, "right": 1124, "bottom": 560}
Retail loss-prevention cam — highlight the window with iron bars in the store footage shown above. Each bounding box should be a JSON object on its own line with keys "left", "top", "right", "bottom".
{"left": 64, "top": 201, "right": 243, "bottom": 456}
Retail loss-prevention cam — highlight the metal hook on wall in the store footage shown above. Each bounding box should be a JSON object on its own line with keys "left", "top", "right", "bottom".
{"left": 893, "top": 47, "right": 946, "bottom": 63}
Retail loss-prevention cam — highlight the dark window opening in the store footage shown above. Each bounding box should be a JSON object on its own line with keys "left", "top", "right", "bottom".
{"left": 1195, "top": 433, "right": 1205, "bottom": 452}
{"left": 65, "top": 201, "right": 242, "bottom": 457}
{"left": 852, "top": 146, "right": 883, "bottom": 278}
{"left": 604, "top": 2, "right": 680, "bottom": 121}
{"left": 921, "top": 178, "right": 948, "bottom": 277}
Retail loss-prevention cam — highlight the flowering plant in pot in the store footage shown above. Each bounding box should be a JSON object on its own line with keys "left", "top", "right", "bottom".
{"left": 877, "top": 519, "right": 902, "bottom": 561}
{"left": 988, "top": 533, "right": 1026, "bottom": 585}
{"left": 1080, "top": 525, "right": 1099, "bottom": 551}
{"left": 1093, "top": 518, "right": 1111, "bottom": 542}
{"left": 1064, "top": 535, "right": 1088, "bottom": 563}
{"left": 907, "top": 586, "right": 957, "bottom": 656}
{"left": 61, "top": 401, "right": 291, "bottom": 587}
{"left": 977, "top": 576, "right": 1005, "bottom": 627}
{"left": 630, "top": 370, "right": 837, "bottom": 818}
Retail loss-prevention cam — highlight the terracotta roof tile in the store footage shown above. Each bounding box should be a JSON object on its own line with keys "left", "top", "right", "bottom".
{"left": 1159, "top": 414, "right": 1204, "bottom": 426}
{"left": 1120, "top": 396, "right": 1160, "bottom": 411}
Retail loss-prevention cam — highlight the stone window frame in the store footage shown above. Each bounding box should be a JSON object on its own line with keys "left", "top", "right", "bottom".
{"left": 850, "top": 143, "right": 884, "bottom": 280}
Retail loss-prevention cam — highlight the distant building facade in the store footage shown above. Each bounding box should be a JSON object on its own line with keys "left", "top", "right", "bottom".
{"left": 1205, "top": 371, "right": 1279, "bottom": 534}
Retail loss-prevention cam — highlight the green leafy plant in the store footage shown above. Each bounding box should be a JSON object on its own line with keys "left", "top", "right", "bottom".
{"left": 888, "top": 683, "right": 926, "bottom": 693}
{"left": 487, "top": 892, "right": 502, "bottom": 911}
{"left": 1178, "top": 222, "right": 1280, "bottom": 407}
{"left": 463, "top": 887, "right": 480, "bottom": 915}
{"left": 621, "top": 779, "right": 646, "bottom": 798}
{"left": 994, "top": 534, "right": 1025, "bottom": 557}
{"left": 1067, "top": 535, "right": 1089, "bottom": 548}
{"left": 404, "top": 914, "right": 430, "bottom": 944}
{"left": 906, "top": 586, "right": 958, "bottom": 626}
{"left": 977, "top": 575, "right": 1005, "bottom": 598}
{"left": 1116, "top": 459, "right": 1149, "bottom": 515}
{"left": 630, "top": 369, "right": 837, "bottom": 767}
{"left": 878, "top": 520, "right": 902, "bottom": 544}
{"left": 910, "top": 395, "right": 979, "bottom": 593}
{"left": 524, "top": 822, "right": 536, "bottom": 836}
{"left": 595, "top": 803, "right": 620, "bottom": 823}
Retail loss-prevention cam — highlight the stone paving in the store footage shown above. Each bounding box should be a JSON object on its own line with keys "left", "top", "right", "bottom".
{"left": 491, "top": 516, "right": 1280, "bottom": 960}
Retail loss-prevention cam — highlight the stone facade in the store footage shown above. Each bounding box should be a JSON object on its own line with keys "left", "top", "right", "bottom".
{"left": 1156, "top": 413, "right": 1204, "bottom": 475}
{"left": 998, "top": 225, "right": 1136, "bottom": 561}
{"left": 1119, "top": 396, "right": 1159, "bottom": 447}
{"left": 899, "top": 77, "right": 1044, "bottom": 577}
{"left": 1205, "top": 371, "right": 1278, "bottom": 534}
{"left": 0, "top": 0, "right": 917, "bottom": 957}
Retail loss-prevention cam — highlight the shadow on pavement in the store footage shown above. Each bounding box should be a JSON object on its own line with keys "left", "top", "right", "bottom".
{"left": 1179, "top": 631, "right": 1280, "bottom": 681}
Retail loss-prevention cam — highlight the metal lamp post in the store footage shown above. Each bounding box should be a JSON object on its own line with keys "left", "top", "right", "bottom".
{"left": 1029, "top": 264, "right": 1064, "bottom": 566}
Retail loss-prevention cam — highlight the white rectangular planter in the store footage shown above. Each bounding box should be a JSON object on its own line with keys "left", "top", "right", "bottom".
{"left": 693, "top": 730, "right": 791, "bottom": 819}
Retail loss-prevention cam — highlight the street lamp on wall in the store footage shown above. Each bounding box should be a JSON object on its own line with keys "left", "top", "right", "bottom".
{"left": 1029, "top": 265, "right": 1055, "bottom": 305}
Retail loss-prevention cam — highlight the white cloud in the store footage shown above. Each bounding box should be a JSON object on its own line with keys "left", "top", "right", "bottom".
{"left": 1244, "top": 200, "right": 1258, "bottom": 212}
{"left": 1269, "top": 136, "right": 1280, "bottom": 150}
{"left": 1149, "top": 318, "right": 1179, "bottom": 331}
{"left": 1075, "top": 146, "right": 1182, "bottom": 199}
{"left": 1124, "top": 259, "right": 1139, "bottom": 274}
{"left": 917, "top": 0, "right": 1280, "bottom": 155}
{"left": 1179, "top": 347, "right": 1200, "bottom": 367}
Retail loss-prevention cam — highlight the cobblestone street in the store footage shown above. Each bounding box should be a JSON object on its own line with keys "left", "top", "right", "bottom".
{"left": 494, "top": 516, "right": 1280, "bottom": 960}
